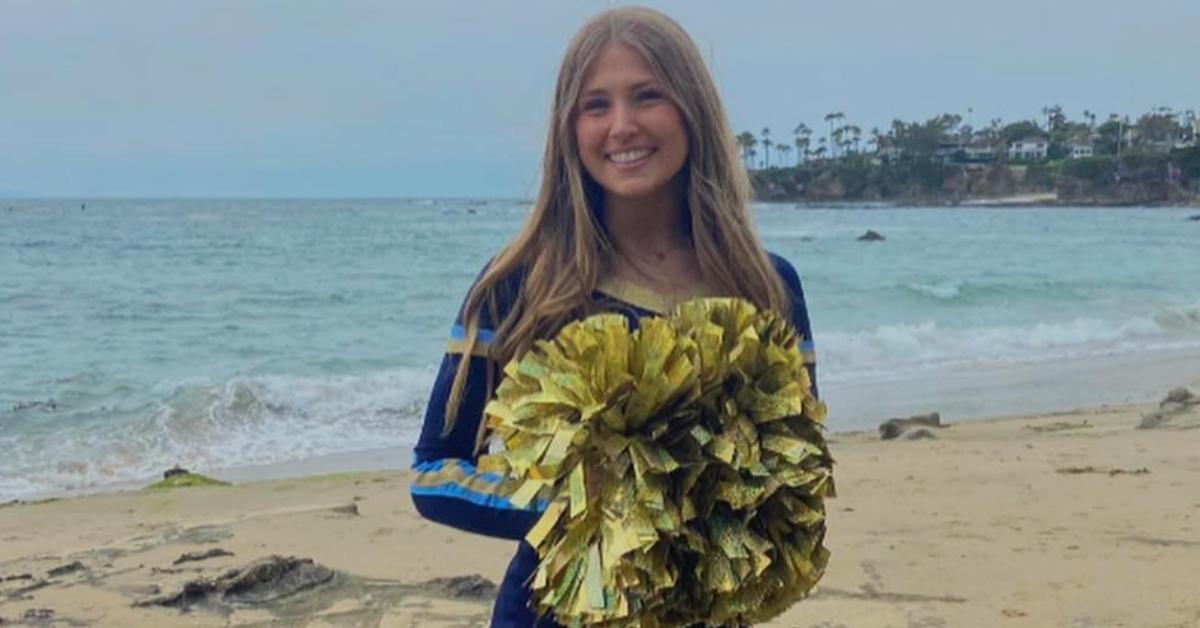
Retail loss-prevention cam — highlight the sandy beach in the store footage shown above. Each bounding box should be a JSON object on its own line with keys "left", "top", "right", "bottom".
{"left": 3, "top": 386, "right": 1199, "bottom": 628}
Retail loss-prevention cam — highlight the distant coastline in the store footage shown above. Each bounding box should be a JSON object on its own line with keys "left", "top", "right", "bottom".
{"left": 749, "top": 159, "right": 1200, "bottom": 207}
{"left": 743, "top": 106, "right": 1200, "bottom": 207}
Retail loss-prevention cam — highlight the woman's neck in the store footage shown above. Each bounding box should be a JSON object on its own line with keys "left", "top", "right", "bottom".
{"left": 600, "top": 183, "right": 705, "bottom": 291}
{"left": 601, "top": 184, "right": 691, "bottom": 257}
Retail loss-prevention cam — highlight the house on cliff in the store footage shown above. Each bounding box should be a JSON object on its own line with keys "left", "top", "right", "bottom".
{"left": 1009, "top": 137, "right": 1049, "bottom": 161}
{"left": 1068, "top": 140, "right": 1095, "bottom": 159}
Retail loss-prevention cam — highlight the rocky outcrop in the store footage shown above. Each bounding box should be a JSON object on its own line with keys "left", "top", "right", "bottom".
{"left": 11, "top": 400, "right": 56, "bottom": 413}
{"left": 136, "top": 555, "right": 335, "bottom": 609}
{"left": 1138, "top": 387, "right": 1200, "bottom": 429}
{"left": 857, "top": 230, "right": 885, "bottom": 242}
{"left": 879, "top": 412, "right": 943, "bottom": 440}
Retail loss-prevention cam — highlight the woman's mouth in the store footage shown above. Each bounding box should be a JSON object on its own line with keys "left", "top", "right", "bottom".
{"left": 606, "top": 147, "right": 655, "bottom": 169}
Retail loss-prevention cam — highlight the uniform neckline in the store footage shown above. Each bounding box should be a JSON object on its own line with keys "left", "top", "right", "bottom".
{"left": 595, "top": 275, "right": 715, "bottom": 314}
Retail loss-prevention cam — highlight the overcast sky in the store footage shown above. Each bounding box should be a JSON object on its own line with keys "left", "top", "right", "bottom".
{"left": 2, "top": 0, "right": 1197, "bottom": 198}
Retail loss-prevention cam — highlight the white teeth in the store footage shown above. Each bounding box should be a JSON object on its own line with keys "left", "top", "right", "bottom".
{"left": 608, "top": 148, "right": 653, "bottom": 164}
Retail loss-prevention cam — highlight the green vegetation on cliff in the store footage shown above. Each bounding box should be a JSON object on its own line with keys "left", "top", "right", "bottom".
{"left": 743, "top": 106, "right": 1200, "bottom": 205}
{"left": 751, "top": 147, "right": 1200, "bottom": 205}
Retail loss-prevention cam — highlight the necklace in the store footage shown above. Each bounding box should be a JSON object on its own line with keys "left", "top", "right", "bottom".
{"left": 614, "top": 246, "right": 700, "bottom": 307}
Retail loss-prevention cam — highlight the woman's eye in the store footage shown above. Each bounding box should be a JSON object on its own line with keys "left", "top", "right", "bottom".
{"left": 581, "top": 98, "right": 609, "bottom": 112}
{"left": 636, "top": 89, "right": 663, "bottom": 103}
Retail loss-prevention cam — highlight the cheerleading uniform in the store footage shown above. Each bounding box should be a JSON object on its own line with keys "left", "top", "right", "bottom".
{"left": 410, "top": 253, "right": 817, "bottom": 628}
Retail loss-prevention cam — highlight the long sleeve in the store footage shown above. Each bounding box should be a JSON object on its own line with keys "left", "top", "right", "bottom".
{"left": 769, "top": 253, "right": 819, "bottom": 399}
{"left": 410, "top": 280, "right": 545, "bottom": 541}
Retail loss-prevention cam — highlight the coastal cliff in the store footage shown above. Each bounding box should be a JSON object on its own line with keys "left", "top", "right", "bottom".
{"left": 749, "top": 148, "right": 1200, "bottom": 206}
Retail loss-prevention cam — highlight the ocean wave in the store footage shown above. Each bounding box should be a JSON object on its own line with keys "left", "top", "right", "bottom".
{"left": 898, "top": 278, "right": 1082, "bottom": 303}
{"left": 904, "top": 280, "right": 963, "bottom": 300}
{"left": 0, "top": 368, "right": 436, "bottom": 500}
{"left": 819, "top": 307, "right": 1200, "bottom": 380}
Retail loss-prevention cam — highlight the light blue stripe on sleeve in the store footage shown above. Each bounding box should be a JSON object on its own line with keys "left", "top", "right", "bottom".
{"left": 450, "top": 324, "right": 495, "bottom": 343}
{"left": 412, "top": 459, "right": 506, "bottom": 485}
{"left": 410, "top": 483, "right": 549, "bottom": 512}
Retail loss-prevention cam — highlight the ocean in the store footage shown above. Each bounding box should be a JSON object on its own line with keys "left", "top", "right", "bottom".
{"left": 3, "top": 199, "right": 1199, "bottom": 500}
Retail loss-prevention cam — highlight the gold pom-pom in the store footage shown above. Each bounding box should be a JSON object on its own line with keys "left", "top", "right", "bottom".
{"left": 479, "top": 298, "right": 833, "bottom": 627}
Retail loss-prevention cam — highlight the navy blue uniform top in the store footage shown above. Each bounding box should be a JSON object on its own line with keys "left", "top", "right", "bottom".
{"left": 410, "top": 253, "right": 818, "bottom": 628}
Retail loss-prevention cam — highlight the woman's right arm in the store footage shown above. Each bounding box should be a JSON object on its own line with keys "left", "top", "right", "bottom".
{"left": 409, "top": 292, "right": 545, "bottom": 540}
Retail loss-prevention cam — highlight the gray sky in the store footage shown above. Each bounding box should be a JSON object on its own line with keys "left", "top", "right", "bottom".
{"left": 1, "top": 0, "right": 1197, "bottom": 198}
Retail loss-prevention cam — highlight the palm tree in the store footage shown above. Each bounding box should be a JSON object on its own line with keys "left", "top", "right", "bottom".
{"left": 823, "top": 112, "right": 844, "bottom": 159}
{"left": 848, "top": 125, "right": 862, "bottom": 154}
{"left": 736, "top": 131, "right": 757, "bottom": 166}
{"left": 760, "top": 127, "right": 773, "bottom": 168}
{"left": 869, "top": 126, "right": 883, "bottom": 154}
{"left": 793, "top": 123, "right": 812, "bottom": 165}
{"left": 776, "top": 144, "right": 793, "bottom": 167}
{"left": 795, "top": 135, "right": 811, "bottom": 164}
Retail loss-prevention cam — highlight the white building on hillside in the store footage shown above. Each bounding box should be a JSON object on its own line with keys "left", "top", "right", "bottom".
{"left": 1009, "top": 137, "right": 1048, "bottom": 160}
{"left": 1068, "top": 140, "right": 1094, "bottom": 159}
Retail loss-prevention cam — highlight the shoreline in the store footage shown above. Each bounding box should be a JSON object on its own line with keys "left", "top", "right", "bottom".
{"left": 3, "top": 394, "right": 1199, "bottom": 626}
{"left": 9, "top": 342, "right": 1199, "bottom": 504}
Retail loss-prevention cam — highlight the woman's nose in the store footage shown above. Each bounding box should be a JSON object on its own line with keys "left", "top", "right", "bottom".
{"left": 609, "top": 102, "right": 638, "bottom": 139}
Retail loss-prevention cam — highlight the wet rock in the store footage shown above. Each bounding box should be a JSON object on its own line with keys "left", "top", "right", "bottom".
{"left": 857, "top": 230, "right": 885, "bottom": 242}
{"left": 1138, "top": 387, "right": 1200, "bottom": 429}
{"left": 419, "top": 574, "right": 498, "bottom": 601}
{"left": 46, "top": 562, "right": 85, "bottom": 578}
{"left": 163, "top": 466, "right": 190, "bottom": 479}
{"left": 222, "top": 557, "right": 336, "bottom": 604}
{"left": 173, "top": 548, "right": 234, "bottom": 565}
{"left": 11, "top": 400, "right": 56, "bottom": 413}
{"left": 879, "top": 412, "right": 942, "bottom": 440}
{"left": 137, "top": 555, "right": 336, "bottom": 610}
{"left": 1164, "top": 387, "right": 1196, "bottom": 405}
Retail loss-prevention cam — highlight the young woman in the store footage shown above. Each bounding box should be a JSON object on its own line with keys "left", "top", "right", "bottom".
{"left": 410, "top": 7, "right": 817, "bottom": 627}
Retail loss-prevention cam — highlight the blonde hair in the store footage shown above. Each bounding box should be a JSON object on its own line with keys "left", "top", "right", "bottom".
{"left": 443, "top": 6, "right": 792, "bottom": 441}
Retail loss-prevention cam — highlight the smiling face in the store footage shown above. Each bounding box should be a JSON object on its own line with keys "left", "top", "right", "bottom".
{"left": 573, "top": 42, "right": 690, "bottom": 205}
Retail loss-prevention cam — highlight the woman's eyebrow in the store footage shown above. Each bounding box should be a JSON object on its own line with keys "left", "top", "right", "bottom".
{"left": 579, "top": 78, "right": 660, "bottom": 99}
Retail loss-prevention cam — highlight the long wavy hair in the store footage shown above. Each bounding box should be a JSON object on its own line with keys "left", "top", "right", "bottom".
{"left": 443, "top": 6, "right": 792, "bottom": 443}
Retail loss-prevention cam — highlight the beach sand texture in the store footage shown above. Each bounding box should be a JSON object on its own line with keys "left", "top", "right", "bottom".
{"left": 2, "top": 400, "right": 1199, "bottom": 627}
